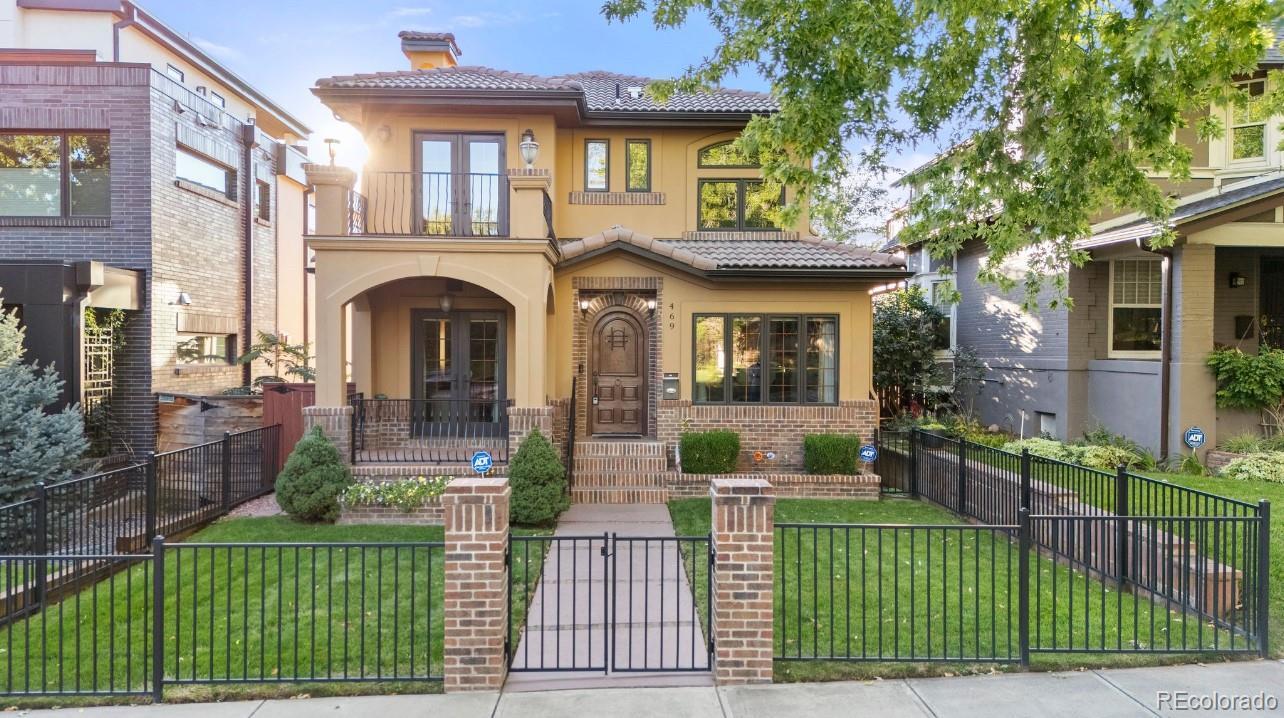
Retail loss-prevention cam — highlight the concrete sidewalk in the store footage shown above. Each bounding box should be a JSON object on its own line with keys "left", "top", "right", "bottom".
{"left": 17, "top": 660, "right": 1284, "bottom": 717}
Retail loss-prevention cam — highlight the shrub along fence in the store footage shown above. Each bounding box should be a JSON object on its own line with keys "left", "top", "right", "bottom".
{"left": 0, "top": 426, "right": 283, "bottom": 624}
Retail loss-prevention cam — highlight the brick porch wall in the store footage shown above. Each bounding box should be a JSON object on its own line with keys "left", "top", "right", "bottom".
{"left": 338, "top": 502, "right": 444, "bottom": 525}
{"left": 302, "top": 405, "right": 352, "bottom": 463}
{"left": 668, "top": 472, "right": 880, "bottom": 499}
{"left": 508, "top": 405, "right": 555, "bottom": 455}
{"left": 658, "top": 400, "right": 878, "bottom": 471}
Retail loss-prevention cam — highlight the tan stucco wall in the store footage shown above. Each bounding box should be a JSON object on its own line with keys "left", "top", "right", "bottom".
{"left": 275, "top": 176, "right": 311, "bottom": 346}
{"left": 354, "top": 112, "right": 809, "bottom": 240}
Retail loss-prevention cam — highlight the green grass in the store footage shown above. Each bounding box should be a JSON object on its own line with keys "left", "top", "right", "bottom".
{"left": 670, "top": 497, "right": 1260, "bottom": 682}
{"left": 0, "top": 516, "right": 549, "bottom": 705}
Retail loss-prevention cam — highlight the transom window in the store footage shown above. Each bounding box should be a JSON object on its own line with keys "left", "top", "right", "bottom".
{"left": 176, "top": 146, "right": 234, "bottom": 198}
{"left": 698, "top": 179, "right": 782, "bottom": 231}
{"left": 0, "top": 132, "right": 110, "bottom": 217}
{"left": 585, "top": 139, "right": 609, "bottom": 191}
{"left": 1231, "top": 78, "right": 1267, "bottom": 161}
{"left": 626, "top": 139, "right": 650, "bottom": 192}
{"left": 694, "top": 314, "right": 837, "bottom": 404}
{"left": 697, "top": 141, "right": 759, "bottom": 168}
{"left": 1109, "top": 258, "right": 1163, "bottom": 357}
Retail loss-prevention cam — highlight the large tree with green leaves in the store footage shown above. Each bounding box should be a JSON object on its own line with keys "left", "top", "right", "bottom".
{"left": 605, "top": 0, "right": 1281, "bottom": 306}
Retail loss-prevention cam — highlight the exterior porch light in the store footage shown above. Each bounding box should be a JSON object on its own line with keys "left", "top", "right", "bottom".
{"left": 439, "top": 293, "right": 454, "bottom": 313}
{"left": 324, "top": 137, "right": 340, "bottom": 166}
{"left": 578, "top": 298, "right": 590, "bottom": 314}
{"left": 520, "top": 128, "right": 539, "bottom": 168}
{"left": 646, "top": 298, "right": 657, "bottom": 313}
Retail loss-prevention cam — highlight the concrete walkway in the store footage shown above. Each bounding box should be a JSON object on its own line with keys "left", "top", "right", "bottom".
{"left": 18, "top": 661, "right": 1284, "bottom": 717}
{"left": 506, "top": 504, "right": 711, "bottom": 691}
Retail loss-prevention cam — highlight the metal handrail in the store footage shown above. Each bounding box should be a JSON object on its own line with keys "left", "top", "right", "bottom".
{"left": 354, "top": 171, "right": 510, "bottom": 236}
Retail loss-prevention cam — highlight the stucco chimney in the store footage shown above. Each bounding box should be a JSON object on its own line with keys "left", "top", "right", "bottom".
{"left": 400, "top": 31, "right": 461, "bottom": 70}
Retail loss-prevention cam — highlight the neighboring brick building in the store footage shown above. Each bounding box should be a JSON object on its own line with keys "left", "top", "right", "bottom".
{"left": 0, "top": 1, "right": 313, "bottom": 457}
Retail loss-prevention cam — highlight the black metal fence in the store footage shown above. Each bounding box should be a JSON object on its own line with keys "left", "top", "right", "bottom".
{"left": 351, "top": 398, "right": 511, "bottom": 464}
{"left": 0, "top": 539, "right": 445, "bottom": 698}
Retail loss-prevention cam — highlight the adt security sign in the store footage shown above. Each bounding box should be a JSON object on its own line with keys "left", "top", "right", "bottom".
{"left": 859, "top": 445, "right": 878, "bottom": 464}
{"left": 471, "top": 450, "right": 494, "bottom": 475}
{"left": 1183, "top": 427, "right": 1206, "bottom": 451}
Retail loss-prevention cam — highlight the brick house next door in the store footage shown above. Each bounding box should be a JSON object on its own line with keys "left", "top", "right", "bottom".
{"left": 591, "top": 309, "right": 648, "bottom": 435}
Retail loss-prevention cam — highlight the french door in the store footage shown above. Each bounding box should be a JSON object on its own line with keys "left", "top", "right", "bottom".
{"left": 410, "top": 310, "right": 506, "bottom": 434}
{"left": 414, "top": 132, "right": 506, "bottom": 236}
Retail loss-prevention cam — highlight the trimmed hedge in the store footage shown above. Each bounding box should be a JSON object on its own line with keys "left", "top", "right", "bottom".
{"left": 803, "top": 434, "right": 861, "bottom": 474}
{"left": 679, "top": 430, "right": 740, "bottom": 474}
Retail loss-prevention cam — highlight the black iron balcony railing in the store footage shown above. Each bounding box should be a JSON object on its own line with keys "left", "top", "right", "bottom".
{"left": 351, "top": 397, "right": 512, "bottom": 464}
{"left": 347, "top": 171, "right": 509, "bottom": 237}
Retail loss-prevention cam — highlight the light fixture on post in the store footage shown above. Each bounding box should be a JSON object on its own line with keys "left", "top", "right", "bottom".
{"left": 439, "top": 293, "right": 454, "bottom": 313}
{"left": 324, "top": 137, "right": 340, "bottom": 166}
{"left": 520, "top": 128, "right": 539, "bottom": 168}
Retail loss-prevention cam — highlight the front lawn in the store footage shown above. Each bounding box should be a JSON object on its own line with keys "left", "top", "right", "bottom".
{"left": 670, "top": 497, "right": 1259, "bottom": 682}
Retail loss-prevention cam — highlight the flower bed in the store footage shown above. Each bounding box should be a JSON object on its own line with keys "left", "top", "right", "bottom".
{"left": 338, "top": 476, "right": 452, "bottom": 525}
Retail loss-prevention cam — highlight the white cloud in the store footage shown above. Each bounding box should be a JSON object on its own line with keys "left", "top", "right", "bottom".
{"left": 449, "top": 11, "right": 523, "bottom": 28}
{"left": 389, "top": 6, "right": 432, "bottom": 18}
{"left": 193, "top": 37, "right": 243, "bottom": 62}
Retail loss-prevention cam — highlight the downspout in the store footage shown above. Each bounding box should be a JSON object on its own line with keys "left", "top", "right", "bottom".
{"left": 241, "top": 123, "right": 259, "bottom": 388}
{"left": 111, "top": 4, "right": 137, "bottom": 62}
{"left": 1141, "top": 238, "right": 1174, "bottom": 460}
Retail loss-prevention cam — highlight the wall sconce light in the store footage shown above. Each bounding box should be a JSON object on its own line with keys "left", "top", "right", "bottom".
{"left": 324, "top": 137, "right": 340, "bottom": 166}
{"left": 1229, "top": 272, "right": 1247, "bottom": 289}
{"left": 578, "top": 298, "right": 590, "bottom": 314}
{"left": 520, "top": 128, "right": 540, "bottom": 168}
{"left": 439, "top": 293, "right": 454, "bottom": 313}
{"left": 646, "top": 298, "right": 657, "bottom": 313}
{"left": 376, "top": 125, "right": 392, "bottom": 144}
{"left": 175, "top": 292, "right": 192, "bottom": 306}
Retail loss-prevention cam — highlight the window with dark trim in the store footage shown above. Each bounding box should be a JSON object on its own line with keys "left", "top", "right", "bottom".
{"left": 693, "top": 314, "right": 838, "bottom": 404}
{"left": 697, "top": 140, "right": 759, "bottom": 168}
{"left": 166, "top": 64, "right": 185, "bottom": 83}
{"left": 585, "top": 139, "right": 609, "bottom": 191}
{"left": 625, "top": 139, "right": 650, "bottom": 192}
{"left": 697, "top": 179, "right": 782, "bottom": 230}
{"left": 254, "top": 180, "right": 271, "bottom": 221}
{"left": 175, "top": 146, "right": 234, "bottom": 198}
{"left": 176, "top": 333, "right": 234, "bottom": 365}
{"left": 0, "top": 132, "right": 110, "bottom": 217}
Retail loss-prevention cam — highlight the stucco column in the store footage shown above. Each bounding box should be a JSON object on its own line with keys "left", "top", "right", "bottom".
{"left": 1169, "top": 245, "right": 1218, "bottom": 453}
{"left": 304, "top": 163, "right": 357, "bottom": 236}
{"left": 350, "top": 293, "right": 373, "bottom": 396}
{"left": 314, "top": 292, "right": 348, "bottom": 407}
{"left": 507, "top": 169, "right": 552, "bottom": 239}
{"left": 514, "top": 295, "right": 549, "bottom": 407}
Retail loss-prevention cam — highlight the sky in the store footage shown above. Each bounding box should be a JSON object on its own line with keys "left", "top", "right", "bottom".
{"left": 142, "top": 0, "right": 935, "bottom": 213}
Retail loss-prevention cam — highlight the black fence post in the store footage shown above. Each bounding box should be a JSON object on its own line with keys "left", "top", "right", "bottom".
{"left": 956, "top": 436, "right": 968, "bottom": 516}
{"left": 1017, "top": 506, "right": 1031, "bottom": 666}
{"left": 151, "top": 535, "right": 165, "bottom": 703}
{"left": 1259, "top": 500, "right": 1272, "bottom": 658}
{"left": 1115, "top": 464, "right": 1129, "bottom": 589}
{"left": 221, "top": 431, "right": 233, "bottom": 513}
{"left": 908, "top": 429, "right": 919, "bottom": 498}
{"left": 33, "top": 481, "right": 47, "bottom": 607}
{"left": 1019, "top": 449, "right": 1032, "bottom": 513}
{"left": 145, "top": 452, "right": 157, "bottom": 542}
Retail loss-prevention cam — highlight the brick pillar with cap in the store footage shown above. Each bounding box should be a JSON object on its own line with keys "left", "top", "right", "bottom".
{"left": 710, "top": 477, "right": 776, "bottom": 685}
{"left": 441, "top": 476, "right": 510, "bottom": 692}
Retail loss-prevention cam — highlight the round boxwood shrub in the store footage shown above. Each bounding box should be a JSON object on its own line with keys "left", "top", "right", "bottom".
{"left": 275, "top": 426, "right": 353, "bottom": 523}
{"left": 679, "top": 430, "right": 740, "bottom": 474}
{"left": 509, "top": 429, "right": 569, "bottom": 526}
{"left": 803, "top": 434, "right": 861, "bottom": 474}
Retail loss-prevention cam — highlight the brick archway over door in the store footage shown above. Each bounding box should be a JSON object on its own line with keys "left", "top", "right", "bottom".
{"left": 571, "top": 279, "right": 662, "bottom": 440}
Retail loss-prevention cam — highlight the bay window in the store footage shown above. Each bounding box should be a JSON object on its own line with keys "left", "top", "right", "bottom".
{"left": 0, "top": 132, "right": 110, "bottom": 217}
{"left": 1109, "top": 258, "right": 1163, "bottom": 357}
{"left": 694, "top": 314, "right": 837, "bottom": 404}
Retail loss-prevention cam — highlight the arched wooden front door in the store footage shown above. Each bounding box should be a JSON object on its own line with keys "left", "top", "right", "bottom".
{"left": 590, "top": 310, "right": 647, "bottom": 435}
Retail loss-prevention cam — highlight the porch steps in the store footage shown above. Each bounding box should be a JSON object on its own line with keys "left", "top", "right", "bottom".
{"left": 570, "top": 440, "right": 670, "bottom": 504}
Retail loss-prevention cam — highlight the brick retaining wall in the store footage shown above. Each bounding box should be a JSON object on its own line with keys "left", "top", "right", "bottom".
{"left": 338, "top": 502, "right": 443, "bottom": 525}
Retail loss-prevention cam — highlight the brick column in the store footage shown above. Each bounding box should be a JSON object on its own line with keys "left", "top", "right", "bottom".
{"left": 710, "top": 478, "right": 775, "bottom": 685}
{"left": 441, "top": 477, "right": 510, "bottom": 692}
{"left": 301, "top": 405, "right": 352, "bottom": 464}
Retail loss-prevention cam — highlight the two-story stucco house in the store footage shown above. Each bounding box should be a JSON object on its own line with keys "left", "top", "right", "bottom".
{"left": 302, "top": 31, "right": 908, "bottom": 502}
{"left": 0, "top": 0, "right": 315, "bottom": 456}
{"left": 888, "top": 36, "right": 1284, "bottom": 459}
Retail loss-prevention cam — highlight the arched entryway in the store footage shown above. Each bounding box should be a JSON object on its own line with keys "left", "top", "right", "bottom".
{"left": 589, "top": 308, "right": 648, "bottom": 435}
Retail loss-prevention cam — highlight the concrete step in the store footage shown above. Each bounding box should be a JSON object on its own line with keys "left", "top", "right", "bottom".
{"left": 571, "top": 471, "right": 671, "bottom": 489}
{"left": 573, "top": 456, "right": 669, "bottom": 473}
{"left": 570, "top": 487, "right": 669, "bottom": 504}
{"left": 574, "top": 440, "right": 665, "bottom": 458}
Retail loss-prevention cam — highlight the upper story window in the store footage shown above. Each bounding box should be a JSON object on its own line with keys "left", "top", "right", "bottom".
{"left": 698, "top": 179, "right": 782, "bottom": 230}
{"left": 585, "top": 139, "right": 609, "bottom": 191}
{"left": 693, "top": 314, "right": 837, "bottom": 404}
{"left": 626, "top": 139, "right": 651, "bottom": 192}
{"left": 166, "top": 64, "right": 185, "bottom": 84}
{"left": 0, "top": 132, "right": 110, "bottom": 217}
{"left": 698, "top": 141, "right": 759, "bottom": 168}
{"left": 254, "top": 180, "right": 271, "bottom": 221}
{"left": 930, "top": 279, "right": 955, "bottom": 351}
{"left": 176, "top": 146, "right": 234, "bottom": 199}
{"left": 1109, "top": 258, "right": 1163, "bottom": 357}
{"left": 1231, "top": 78, "right": 1267, "bottom": 161}
{"left": 209, "top": 91, "right": 227, "bottom": 109}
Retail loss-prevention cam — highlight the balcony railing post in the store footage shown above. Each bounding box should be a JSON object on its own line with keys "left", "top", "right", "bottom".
{"left": 1258, "top": 500, "right": 1272, "bottom": 657}
{"left": 221, "top": 431, "right": 233, "bottom": 513}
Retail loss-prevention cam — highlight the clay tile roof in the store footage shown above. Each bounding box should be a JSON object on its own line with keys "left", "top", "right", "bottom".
{"left": 559, "top": 227, "right": 905, "bottom": 273}
{"left": 398, "top": 31, "right": 462, "bottom": 55}
{"left": 315, "top": 66, "right": 577, "bottom": 91}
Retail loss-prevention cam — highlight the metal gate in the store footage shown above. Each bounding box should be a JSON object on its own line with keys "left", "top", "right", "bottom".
{"left": 507, "top": 533, "right": 713, "bottom": 673}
